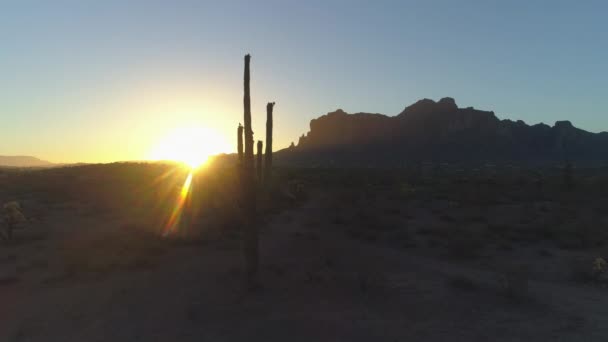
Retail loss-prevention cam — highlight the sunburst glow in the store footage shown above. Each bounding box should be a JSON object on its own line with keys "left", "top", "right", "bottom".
{"left": 162, "top": 171, "right": 193, "bottom": 236}
{"left": 149, "top": 125, "right": 230, "bottom": 169}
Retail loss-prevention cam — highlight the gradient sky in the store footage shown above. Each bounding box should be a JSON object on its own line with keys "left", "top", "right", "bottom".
{"left": 1, "top": 0, "right": 606, "bottom": 163}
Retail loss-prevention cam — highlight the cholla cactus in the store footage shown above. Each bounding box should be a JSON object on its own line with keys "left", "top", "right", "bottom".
{"left": 2, "top": 201, "right": 26, "bottom": 241}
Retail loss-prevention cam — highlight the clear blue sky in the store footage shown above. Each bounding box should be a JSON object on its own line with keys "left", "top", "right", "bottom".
{"left": 1, "top": 0, "right": 606, "bottom": 163}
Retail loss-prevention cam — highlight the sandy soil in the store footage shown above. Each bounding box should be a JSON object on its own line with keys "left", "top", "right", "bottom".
{"left": 2, "top": 191, "right": 608, "bottom": 341}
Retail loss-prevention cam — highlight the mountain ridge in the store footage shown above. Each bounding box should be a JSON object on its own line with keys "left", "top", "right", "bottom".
{"left": 0, "top": 155, "right": 54, "bottom": 167}
{"left": 278, "top": 97, "right": 608, "bottom": 166}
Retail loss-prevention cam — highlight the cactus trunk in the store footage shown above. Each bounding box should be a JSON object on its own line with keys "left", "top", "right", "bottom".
{"left": 242, "top": 54, "right": 258, "bottom": 285}
{"left": 264, "top": 102, "right": 274, "bottom": 185}
{"left": 237, "top": 124, "right": 244, "bottom": 164}
{"left": 257, "top": 140, "right": 263, "bottom": 183}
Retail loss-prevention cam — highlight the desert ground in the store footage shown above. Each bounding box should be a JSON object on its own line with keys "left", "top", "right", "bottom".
{"left": 2, "top": 163, "right": 608, "bottom": 341}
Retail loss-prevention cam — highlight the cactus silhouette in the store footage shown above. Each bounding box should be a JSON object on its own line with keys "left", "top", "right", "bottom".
{"left": 237, "top": 123, "right": 244, "bottom": 164}
{"left": 241, "top": 54, "right": 258, "bottom": 286}
{"left": 257, "top": 140, "right": 263, "bottom": 184}
{"left": 235, "top": 55, "right": 276, "bottom": 287}
{"left": 265, "top": 102, "right": 274, "bottom": 185}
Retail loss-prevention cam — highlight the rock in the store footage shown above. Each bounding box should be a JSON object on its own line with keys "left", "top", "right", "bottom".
{"left": 277, "top": 97, "right": 608, "bottom": 166}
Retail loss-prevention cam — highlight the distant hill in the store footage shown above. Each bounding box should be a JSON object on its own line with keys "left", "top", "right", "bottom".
{"left": 0, "top": 156, "right": 54, "bottom": 167}
{"left": 276, "top": 97, "right": 608, "bottom": 166}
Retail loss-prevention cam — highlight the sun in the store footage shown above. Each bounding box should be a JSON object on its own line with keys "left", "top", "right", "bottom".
{"left": 149, "top": 125, "right": 230, "bottom": 169}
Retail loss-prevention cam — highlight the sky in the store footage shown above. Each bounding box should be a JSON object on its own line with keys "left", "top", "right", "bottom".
{"left": 1, "top": 0, "right": 607, "bottom": 163}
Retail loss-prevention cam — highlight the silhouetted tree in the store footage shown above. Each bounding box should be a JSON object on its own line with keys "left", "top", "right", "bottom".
{"left": 257, "top": 140, "right": 263, "bottom": 184}
{"left": 264, "top": 102, "right": 275, "bottom": 185}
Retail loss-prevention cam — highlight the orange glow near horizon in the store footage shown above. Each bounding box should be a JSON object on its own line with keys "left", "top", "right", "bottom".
{"left": 148, "top": 125, "right": 231, "bottom": 169}
{"left": 162, "top": 171, "right": 193, "bottom": 236}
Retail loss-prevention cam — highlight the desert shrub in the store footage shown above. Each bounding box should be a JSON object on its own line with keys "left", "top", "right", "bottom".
{"left": 386, "top": 229, "right": 416, "bottom": 248}
{"left": 532, "top": 222, "right": 556, "bottom": 240}
{"left": 499, "top": 263, "right": 530, "bottom": 299}
{"left": 563, "top": 162, "right": 574, "bottom": 190}
{"left": 593, "top": 257, "right": 607, "bottom": 277}
{"left": 554, "top": 223, "right": 606, "bottom": 250}
{"left": 444, "top": 229, "right": 484, "bottom": 259}
{"left": 416, "top": 227, "right": 433, "bottom": 236}
{"left": 569, "top": 256, "right": 607, "bottom": 283}
{"left": 556, "top": 237, "right": 582, "bottom": 250}
{"left": 385, "top": 206, "right": 401, "bottom": 215}
{"left": 346, "top": 226, "right": 379, "bottom": 242}
{"left": 0, "top": 268, "right": 19, "bottom": 285}
{"left": 446, "top": 274, "right": 479, "bottom": 291}
{"left": 469, "top": 215, "right": 487, "bottom": 223}
{"left": 1, "top": 201, "right": 26, "bottom": 242}
{"left": 486, "top": 223, "right": 510, "bottom": 237}
{"left": 331, "top": 213, "right": 348, "bottom": 225}
{"left": 439, "top": 213, "right": 456, "bottom": 222}
{"left": 426, "top": 238, "right": 442, "bottom": 248}
{"left": 287, "top": 179, "right": 307, "bottom": 201}
{"left": 416, "top": 224, "right": 449, "bottom": 238}
{"left": 578, "top": 223, "right": 608, "bottom": 248}
{"left": 357, "top": 269, "right": 387, "bottom": 294}
{"left": 497, "top": 240, "right": 514, "bottom": 251}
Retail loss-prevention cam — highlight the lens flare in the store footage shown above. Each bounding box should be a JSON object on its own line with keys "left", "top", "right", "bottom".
{"left": 149, "top": 125, "right": 230, "bottom": 169}
{"left": 162, "top": 172, "right": 193, "bottom": 236}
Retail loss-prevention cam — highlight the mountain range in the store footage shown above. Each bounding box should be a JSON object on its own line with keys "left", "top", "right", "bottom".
{"left": 276, "top": 97, "right": 608, "bottom": 166}
{"left": 4, "top": 98, "right": 607, "bottom": 168}
{"left": 0, "top": 156, "right": 54, "bottom": 168}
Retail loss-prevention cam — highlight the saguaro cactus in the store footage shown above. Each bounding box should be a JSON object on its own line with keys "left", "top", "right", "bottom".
{"left": 264, "top": 102, "right": 275, "bottom": 185}
{"left": 244, "top": 55, "right": 254, "bottom": 168}
{"left": 237, "top": 124, "right": 244, "bottom": 164}
{"left": 257, "top": 140, "right": 263, "bottom": 183}
{"left": 242, "top": 54, "right": 258, "bottom": 285}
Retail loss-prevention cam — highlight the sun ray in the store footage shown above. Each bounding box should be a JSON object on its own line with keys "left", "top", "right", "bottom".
{"left": 162, "top": 171, "right": 193, "bottom": 236}
{"left": 148, "top": 125, "right": 230, "bottom": 169}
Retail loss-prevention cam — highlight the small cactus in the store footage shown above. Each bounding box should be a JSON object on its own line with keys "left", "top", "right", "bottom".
{"left": 2, "top": 201, "right": 26, "bottom": 242}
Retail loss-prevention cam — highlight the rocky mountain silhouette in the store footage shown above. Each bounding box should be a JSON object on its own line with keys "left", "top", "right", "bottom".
{"left": 0, "top": 156, "right": 54, "bottom": 167}
{"left": 276, "top": 98, "right": 608, "bottom": 166}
